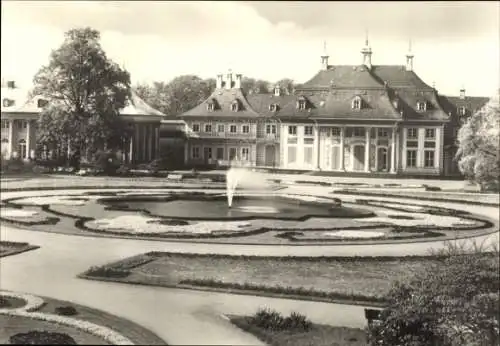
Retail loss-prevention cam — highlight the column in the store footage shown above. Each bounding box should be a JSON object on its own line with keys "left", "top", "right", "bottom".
{"left": 364, "top": 127, "right": 371, "bottom": 172}
{"left": 8, "top": 119, "right": 14, "bottom": 158}
{"left": 148, "top": 124, "right": 153, "bottom": 161}
{"left": 155, "top": 126, "right": 160, "bottom": 158}
{"left": 435, "top": 126, "right": 441, "bottom": 171}
{"left": 184, "top": 141, "right": 189, "bottom": 165}
{"left": 128, "top": 130, "right": 134, "bottom": 164}
{"left": 390, "top": 127, "right": 397, "bottom": 173}
{"left": 66, "top": 138, "right": 71, "bottom": 161}
{"left": 314, "top": 125, "right": 320, "bottom": 170}
{"left": 26, "top": 120, "right": 31, "bottom": 160}
{"left": 339, "top": 127, "right": 345, "bottom": 171}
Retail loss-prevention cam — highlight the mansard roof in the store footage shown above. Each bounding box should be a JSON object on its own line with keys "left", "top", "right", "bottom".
{"left": 0, "top": 86, "right": 164, "bottom": 117}
{"left": 370, "top": 65, "right": 432, "bottom": 89}
{"left": 393, "top": 89, "right": 450, "bottom": 121}
{"left": 300, "top": 65, "right": 383, "bottom": 89}
{"left": 179, "top": 87, "right": 261, "bottom": 118}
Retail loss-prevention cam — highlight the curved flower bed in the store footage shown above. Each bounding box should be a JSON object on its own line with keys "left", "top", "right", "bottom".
{"left": 0, "top": 208, "right": 39, "bottom": 218}
{"left": 0, "top": 291, "right": 134, "bottom": 345}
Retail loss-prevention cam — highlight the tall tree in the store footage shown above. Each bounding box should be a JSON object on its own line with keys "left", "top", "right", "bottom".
{"left": 33, "top": 27, "right": 131, "bottom": 159}
{"left": 275, "top": 78, "right": 295, "bottom": 94}
{"left": 456, "top": 96, "right": 500, "bottom": 190}
{"left": 134, "top": 76, "right": 215, "bottom": 116}
{"left": 240, "top": 77, "right": 271, "bottom": 94}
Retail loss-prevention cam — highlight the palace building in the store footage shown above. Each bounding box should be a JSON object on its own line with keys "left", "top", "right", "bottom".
{"left": 177, "top": 40, "right": 490, "bottom": 176}
{"left": 1, "top": 80, "right": 164, "bottom": 164}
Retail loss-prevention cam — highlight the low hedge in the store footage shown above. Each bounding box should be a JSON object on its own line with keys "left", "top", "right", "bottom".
{"left": 54, "top": 306, "right": 78, "bottom": 316}
{"left": 9, "top": 331, "right": 77, "bottom": 345}
{"left": 83, "top": 266, "right": 130, "bottom": 279}
{"left": 178, "top": 278, "right": 388, "bottom": 304}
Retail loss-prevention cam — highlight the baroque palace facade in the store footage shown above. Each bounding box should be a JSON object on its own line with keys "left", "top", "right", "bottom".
{"left": 1, "top": 80, "right": 164, "bottom": 164}
{"left": 178, "top": 41, "right": 489, "bottom": 176}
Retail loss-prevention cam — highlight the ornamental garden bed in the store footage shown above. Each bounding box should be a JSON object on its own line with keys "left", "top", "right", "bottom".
{"left": 0, "top": 292, "right": 166, "bottom": 345}
{"left": 79, "top": 252, "right": 447, "bottom": 305}
{"left": 0, "top": 241, "right": 40, "bottom": 258}
{"left": 229, "top": 309, "right": 367, "bottom": 346}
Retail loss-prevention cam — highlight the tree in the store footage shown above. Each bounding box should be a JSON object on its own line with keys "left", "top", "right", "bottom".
{"left": 456, "top": 96, "right": 500, "bottom": 190}
{"left": 134, "top": 76, "right": 215, "bottom": 116}
{"left": 368, "top": 240, "right": 499, "bottom": 346}
{"left": 275, "top": 78, "right": 295, "bottom": 94}
{"left": 240, "top": 77, "right": 271, "bottom": 94}
{"left": 33, "top": 27, "right": 132, "bottom": 161}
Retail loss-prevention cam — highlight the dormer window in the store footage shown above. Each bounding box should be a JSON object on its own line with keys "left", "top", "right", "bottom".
{"left": 297, "top": 97, "right": 307, "bottom": 110}
{"left": 2, "top": 98, "right": 14, "bottom": 107}
{"left": 417, "top": 101, "right": 427, "bottom": 111}
{"left": 269, "top": 103, "right": 279, "bottom": 112}
{"left": 352, "top": 96, "right": 362, "bottom": 110}
{"left": 207, "top": 103, "right": 215, "bottom": 112}
{"left": 274, "top": 86, "right": 281, "bottom": 96}
{"left": 37, "top": 99, "right": 48, "bottom": 108}
{"left": 458, "top": 106, "right": 466, "bottom": 116}
{"left": 231, "top": 101, "right": 239, "bottom": 112}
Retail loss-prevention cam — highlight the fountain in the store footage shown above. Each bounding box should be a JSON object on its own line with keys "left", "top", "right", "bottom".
{"left": 225, "top": 158, "right": 271, "bottom": 208}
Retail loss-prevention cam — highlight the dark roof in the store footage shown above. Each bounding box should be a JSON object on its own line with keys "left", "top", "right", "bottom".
{"left": 442, "top": 95, "right": 489, "bottom": 114}
{"left": 300, "top": 65, "right": 383, "bottom": 89}
{"left": 179, "top": 88, "right": 260, "bottom": 118}
{"left": 394, "top": 89, "right": 449, "bottom": 121}
{"left": 370, "top": 65, "right": 432, "bottom": 89}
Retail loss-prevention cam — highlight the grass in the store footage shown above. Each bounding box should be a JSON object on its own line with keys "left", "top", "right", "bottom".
{"left": 80, "top": 252, "right": 440, "bottom": 303}
{"left": 0, "top": 241, "right": 40, "bottom": 258}
{"left": 229, "top": 315, "right": 367, "bottom": 346}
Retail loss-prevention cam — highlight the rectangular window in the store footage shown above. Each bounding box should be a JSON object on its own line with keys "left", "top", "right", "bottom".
{"left": 287, "top": 146, "right": 297, "bottom": 164}
{"left": 407, "top": 128, "right": 418, "bottom": 138}
{"left": 304, "top": 126, "right": 313, "bottom": 136}
{"left": 406, "top": 140, "right": 419, "bottom": 148}
{"left": 304, "top": 147, "right": 313, "bottom": 165}
{"left": 241, "top": 148, "right": 249, "bottom": 161}
{"left": 204, "top": 124, "right": 212, "bottom": 133}
{"left": 458, "top": 107, "right": 466, "bottom": 116}
{"left": 331, "top": 128, "right": 341, "bottom": 137}
{"left": 230, "top": 125, "right": 237, "bottom": 133}
{"left": 205, "top": 147, "right": 213, "bottom": 159}
{"left": 406, "top": 150, "right": 417, "bottom": 168}
{"left": 425, "top": 128, "right": 436, "bottom": 139}
{"left": 191, "top": 146, "right": 200, "bottom": 159}
{"left": 242, "top": 125, "right": 250, "bottom": 134}
{"left": 266, "top": 124, "right": 276, "bottom": 134}
{"left": 288, "top": 126, "right": 297, "bottom": 135}
{"left": 424, "top": 141, "right": 436, "bottom": 148}
{"left": 287, "top": 137, "right": 298, "bottom": 144}
{"left": 353, "top": 127, "right": 365, "bottom": 137}
{"left": 217, "top": 124, "right": 225, "bottom": 133}
{"left": 216, "top": 147, "right": 224, "bottom": 160}
{"left": 229, "top": 148, "right": 237, "bottom": 160}
{"left": 377, "top": 128, "right": 389, "bottom": 137}
{"left": 192, "top": 124, "right": 200, "bottom": 132}
{"left": 303, "top": 138, "right": 314, "bottom": 145}
{"left": 424, "top": 151, "right": 435, "bottom": 168}
{"left": 1, "top": 120, "right": 9, "bottom": 129}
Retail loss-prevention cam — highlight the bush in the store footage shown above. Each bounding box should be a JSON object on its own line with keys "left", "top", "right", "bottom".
{"left": 9, "top": 331, "right": 77, "bottom": 345}
{"left": 250, "top": 308, "right": 312, "bottom": 332}
{"left": 54, "top": 306, "right": 78, "bottom": 316}
{"left": 84, "top": 266, "right": 130, "bottom": 278}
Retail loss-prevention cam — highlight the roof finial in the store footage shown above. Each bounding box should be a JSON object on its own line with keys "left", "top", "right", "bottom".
{"left": 365, "top": 29, "right": 369, "bottom": 47}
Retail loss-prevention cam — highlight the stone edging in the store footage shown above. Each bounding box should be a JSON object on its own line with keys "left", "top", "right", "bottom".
{"left": 0, "top": 291, "right": 134, "bottom": 345}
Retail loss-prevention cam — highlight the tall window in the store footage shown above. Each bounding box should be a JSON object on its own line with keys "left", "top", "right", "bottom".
{"left": 287, "top": 146, "right": 297, "bottom": 164}
{"left": 288, "top": 125, "right": 297, "bottom": 135}
{"left": 1, "top": 120, "right": 9, "bottom": 129}
{"left": 353, "top": 127, "right": 365, "bottom": 137}
{"left": 231, "top": 102, "right": 239, "bottom": 112}
{"left": 331, "top": 127, "right": 341, "bottom": 137}
{"left": 352, "top": 97, "right": 362, "bottom": 110}
{"left": 18, "top": 139, "right": 27, "bottom": 159}
{"left": 205, "top": 147, "right": 213, "bottom": 159}
{"left": 304, "top": 126, "right": 313, "bottom": 136}
{"left": 458, "top": 107, "right": 466, "bottom": 116}
{"left": 192, "top": 124, "right": 200, "bottom": 132}
{"left": 242, "top": 125, "right": 250, "bottom": 134}
{"left": 377, "top": 128, "right": 389, "bottom": 137}
{"left": 417, "top": 102, "right": 427, "bottom": 111}
{"left": 425, "top": 128, "right": 436, "bottom": 139}
{"left": 406, "top": 150, "right": 417, "bottom": 168}
{"left": 229, "top": 148, "right": 237, "bottom": 160}
{"left": 424, "top": 151, "right": 435, "bottom": 168}
{"left": 191, "top": 146, "right": 200, "bottom": 159}
{"left": 241, "top": 148, "right": 249, "bottom": 161}
{"left": 266, "top": 124, "right": 276, "bottom": 134}
{"left": 207, "top": 103, "right": 215, "bottom": 111}
{"left": 407, "top": 128, "right": 418, "bottom": 139}
{"left": 217, "top": 124, "right": 225, "bottom": 133}
{"left": 204, "top": 124, "right": 212, "bottom": 133}
{"left": 230, "top": 125, "right": 237, "bottom": 133}
{"left": 297, "top": 100, "right": 306, "bottom": 110}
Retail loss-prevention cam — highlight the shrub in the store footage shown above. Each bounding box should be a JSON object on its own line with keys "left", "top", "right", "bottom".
{"left": 54, "top": 306, "right": 78, "bottom": 316}
{"left": 84, "top": 266, "right": 130, "bottom": 278}
{"left": 116, "top": 164, "right": 131, "bottom": 176}
{"left": 9, "top": 331, "right": 77, "bottom": 345}
{"left": 250, "top": 308, "right": 312, "bottom": 332}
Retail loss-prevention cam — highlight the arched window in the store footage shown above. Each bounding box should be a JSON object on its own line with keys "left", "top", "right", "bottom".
{"left": 231, "top": 101, "right": 239, "bottom": 112}
{"left": 269, "top": 103, "right": 279, "bottom": 112}
{"left": 458, "top": 106, "right": 466, "bottom": 116}
{"left": 417, "top": 101, "right": 427, "bottom": 111}
{"left": 352, "top": 96, "right": 362, "bottom": 110}
{"left": 18, "top": 139, "right": 27, "bottom": 159}
{"left": 297, "top": 97, "right": 307, "bottom": 110}
{"left": 207, "top": 103, "right": 215, "bottom": 112}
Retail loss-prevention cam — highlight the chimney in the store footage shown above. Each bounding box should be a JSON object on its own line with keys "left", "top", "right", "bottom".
{"left": 216, "top": 74, "right": 223, "bottom": 89}
{"left": 7, "top": 81, "right": 16, "bottom": 89}
{"left": 460, "top": 87, "right": 466, "bottom": 100}
{"left": 225, "top": 71, "right": 233, "bottom": 90}
{"left": 274, "top": 85, "right": 281, "bottom": 96}
{"left": 235, "top": 74, "right": 242, "bottom": 89}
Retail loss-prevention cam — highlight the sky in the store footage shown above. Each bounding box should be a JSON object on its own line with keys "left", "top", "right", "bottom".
{"left": 1, "top": 1, "right": 499, "bottom": 97}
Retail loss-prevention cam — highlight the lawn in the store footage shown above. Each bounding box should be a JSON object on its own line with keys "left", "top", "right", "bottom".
{"left": 229, "top": 315, "right": 367, "bottom": 346}
{"left": 0, "top": 241, "right": 39, "bottom": 258}
{"left": 81, "top": 252, "right": 439, "bottom": 303}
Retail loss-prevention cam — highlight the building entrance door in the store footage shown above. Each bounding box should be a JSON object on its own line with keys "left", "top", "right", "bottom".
{"left": 265, "top": 145, "right": 275, "bottom": 167}
{"left": 377, "top": 147, "right": 388, "bottom": 171}
{"left": 204, "top": 147, "right": 212, "bottom": 164}
{"left": 353, "top": 145, "right": 365, "bottom": 171}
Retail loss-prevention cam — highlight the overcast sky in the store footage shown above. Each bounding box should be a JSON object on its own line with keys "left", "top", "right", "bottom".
{"left": 1, "top": 1, "right": 498, "bottom": 96}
